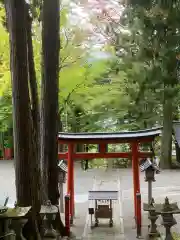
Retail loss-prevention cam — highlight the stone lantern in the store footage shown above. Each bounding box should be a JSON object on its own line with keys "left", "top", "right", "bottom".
{"left": 143, "top": 198, "right": 160, "bottom": 238}
{"left": 0, "top": 201, "right": 31, "bottom": 239}
{"left": 140, "top": 158, "right": 160, "bottom": 204}
{"left": 58, "top": 160, "right": 67, "bottom": 213}
{"left": 40, "top": 200, "right": 58, "bottom": 238}
{"left": 145, "top": 165, "right": 155, "bottom": 205}
{"left": 156, "top": 197, "right": 180, "bottom": 240}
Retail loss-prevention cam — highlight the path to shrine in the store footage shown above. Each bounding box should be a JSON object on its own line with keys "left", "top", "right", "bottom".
{"left": 1, "top": 161, "right": 180, "bottom": 239}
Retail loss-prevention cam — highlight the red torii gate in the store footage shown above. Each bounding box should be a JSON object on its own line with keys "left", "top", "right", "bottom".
{"left": 58, "top": 127, "right": 161, "bottom": 228}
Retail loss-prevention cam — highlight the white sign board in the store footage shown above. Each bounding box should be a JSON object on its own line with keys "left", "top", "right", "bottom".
{"left": 88, "top": 191, "right": 118, "bottom": 200}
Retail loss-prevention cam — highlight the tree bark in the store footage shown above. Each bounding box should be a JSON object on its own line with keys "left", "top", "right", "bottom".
{"left": 160, "top": 98, "right": 173, "bottom": 169}
{"left": 26, "top": 5, "right": 40, "bottom": 143}
{"left": 26, "top": 4, "right": 42, "bottom": 207}
{"left": 5, "top": 0, "right": 32, "bottom": 205}
{"left": 41, "top": 0, "right": 66, "bottom": 236}
{"left": 5, "top": 1, "right": 41, "bottom": 238}
{"left": 41, "top": 0, "right": 60, "bottom": 203}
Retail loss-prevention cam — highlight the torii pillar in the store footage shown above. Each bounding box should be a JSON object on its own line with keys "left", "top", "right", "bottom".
{"left": 67, "top": 143, "right": 74, "bottom": 224}
{"left": 132, "top": 142, "right": 141, "bottom": 230}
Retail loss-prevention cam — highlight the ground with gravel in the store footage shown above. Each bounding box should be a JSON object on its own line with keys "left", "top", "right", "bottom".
{"left": 1, "top": 160, "right": 180, "bottom": 239}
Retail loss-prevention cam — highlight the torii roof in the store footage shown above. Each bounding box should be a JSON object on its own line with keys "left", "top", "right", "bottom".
{"left": 58, "top": 127, "right": 161, "bottom": 142}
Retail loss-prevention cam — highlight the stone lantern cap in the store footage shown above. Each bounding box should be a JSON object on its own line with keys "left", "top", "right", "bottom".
{"left": 143, "top": 198, "right": 180, "bottom": 214}
{"left": 58, "top": 160, "right": 67, "bottom": 173}
{"left": 0, "top": 205, "right": 31, "bottom": 219}
{"left": 143, "top": 200, "right": 163, "bottom": 213}
{"left": 140, "top": 158, "right": 160, "bottom": 172}
{"left": 155, "top": 197, "right": 180, "bottom": 214}
{"left": 40, "top": 200, "right": 58, "bottom": 214}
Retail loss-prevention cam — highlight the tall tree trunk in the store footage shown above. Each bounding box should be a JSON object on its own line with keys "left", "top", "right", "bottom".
{"left": 41, "top": 0, "right": 59, "bottom": 203}
{"left": 27, "top": 5, "right": 40, "bottom": 143}
{"left": 5, "top": 0, "right": 32, "bottom": 205}
{"left": 160, "top": 98, "right": 173, "bottom": 169}
{"left": 26, "top": 3, "right": 42, "bottom": 206}
{"left": 41, "top": 0, "right": 66, "bottom": 235}
{"left": 5, "top": 1, "right": 41, "bottom": 237}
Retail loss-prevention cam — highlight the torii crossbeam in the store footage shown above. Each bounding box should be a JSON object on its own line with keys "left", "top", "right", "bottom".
{"left": 58, "top": 127, "right": 161, "bottom": 229}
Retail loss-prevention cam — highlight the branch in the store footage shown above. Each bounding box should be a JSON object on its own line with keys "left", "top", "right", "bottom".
{"left": 59, "top": 67, "right": 91, "bottom": 114}
{"left": 59, "top": 82, "right": 86, "bottom": 114}
{"left": 60, "top": 2, "right": 66, "bottom": 12}
{"left": 60, "top": 56, "right": 82, "bottom": 70}
{"left": 60, "top": 55, "right": 69, "bottom": 64}
{"left": 62, "top": 29, "right": 69, "bottom": 49}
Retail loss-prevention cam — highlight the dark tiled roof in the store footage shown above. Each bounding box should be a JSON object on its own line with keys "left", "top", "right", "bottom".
{"left": 58, "top": 127, "right": 162, "bottom": 141}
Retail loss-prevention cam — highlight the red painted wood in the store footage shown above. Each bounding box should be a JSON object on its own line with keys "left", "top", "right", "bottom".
{"left": 60, "top": 132, "right": 157, "bottom": 232}
{"left": 61, "top": 133, "right": 157, "bottom": 233}
{"left": 99, "top": 143, "right": 107, "bottom": 153}
{"left": 58, "top": 151, "right": 153, "bottom": 160}
{"left": 67, "top": 143, "right": 74, "bottom": 220}
{"left": 58, "top": 137, "right": 155, "bottom": 145}
{"left": 59, "top": 152, "right": 68, "bottom": 159}
{"left": 4, "top": 148, "right": 12, "bottom": 160}
{"left": 71, "top": 153, "right": 75, "bottom": 218}
{"left": 131, "top": 142, "right": 141, "bottom": 227}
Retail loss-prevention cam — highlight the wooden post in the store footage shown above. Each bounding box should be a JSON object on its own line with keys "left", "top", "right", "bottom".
{"left": 99, "top": 143, "right": 107, "bottom": 153}
{"left": 136, "top": 193, "right": 142, "bottom": 237}
{"left": 65, "top": 194, "right": 70, "bottom": 236}
{"left": 131, "top": 142, "right": 141, "bottom": 225}
{"left": 67, "top": 143, "right": 74, "bottom": 224}
{"left": 99, "top": 143, "right": 108, "bottom": 168}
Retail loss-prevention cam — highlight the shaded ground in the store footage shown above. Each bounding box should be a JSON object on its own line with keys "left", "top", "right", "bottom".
{"left": 0, "top": 160, "right": 16, "bottom": 206}
{"left": 68, "top": 166, "right": 180, "bottom": 239}
{"left": 1, "top": 161, "right": 180, "bottom": 239}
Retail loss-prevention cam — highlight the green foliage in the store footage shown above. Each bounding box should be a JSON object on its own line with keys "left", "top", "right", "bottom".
{"left": 0, "top": 91, "right": 12, "bottom": 132}
{"left": 0, "top": 5, "right": 11, "bottom": 132}
{"left": 0, "top": 2, "right": 120, "bottom": 135}
{"left": 101, "top": 1, "right": 180, "bottom": 130}
{"left": 2, "top": 0, "right": 180, "bottom": 140}
{"left": 0, "top": 6, "right": 10, "bottom": 95}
